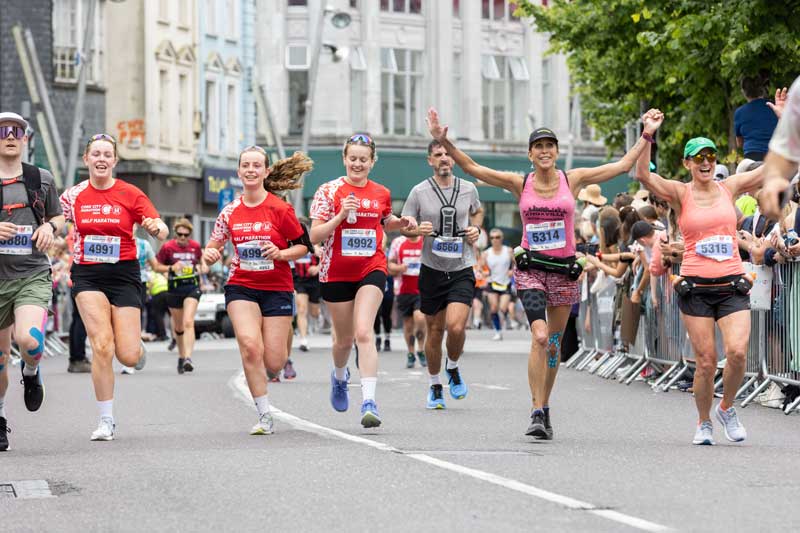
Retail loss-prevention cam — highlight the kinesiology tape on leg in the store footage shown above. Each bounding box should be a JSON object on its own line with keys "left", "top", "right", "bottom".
{"left": 0, "top": 351, "right": 4, "bottom": 371}
{"left": 547, "top": 332, "right": 561, "bottom": 369}
{"left": 28, "top": 326, "right": 45, "bottom": 361}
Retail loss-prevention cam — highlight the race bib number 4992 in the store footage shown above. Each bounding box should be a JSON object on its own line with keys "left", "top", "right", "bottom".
{"left": 341, "top": 229, "right": 377, "bottom": 257}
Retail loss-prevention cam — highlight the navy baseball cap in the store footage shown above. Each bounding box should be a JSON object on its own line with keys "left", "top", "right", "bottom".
{"left": 528, "top": 128, "right": 558, "bottom": 147}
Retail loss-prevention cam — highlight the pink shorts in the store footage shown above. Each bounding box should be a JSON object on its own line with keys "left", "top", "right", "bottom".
{"left": 515, "top": 267, "right": 579, "bottom": 307}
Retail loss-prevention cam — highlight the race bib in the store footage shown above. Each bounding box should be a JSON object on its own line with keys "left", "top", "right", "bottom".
{"left": 696, "top": 235, "right": 733, "bottom": 262}
{"left": 341, "top": 229, "right": 376, "bottom": 257}
{"left": 296, "top": 254, "right": 312, "bottom": 264}
{"left": 432, "top": 236, "right": 463, "bottom": 259}
{"left": 177, "top": 264, "right": 195, "bottom": 277}
{"left": 526, "top": 221, "right": 566, "bottom": 251}
{"left": 84, "top": 235, "right": 121, "bottom": 263}
{"left": 491, "top": 281, "right": 508, "bottom": 292}
{"left": 0, "top": 225, "right": 33, "bottom": 255}
{"left": 402, "top": 256, "right": 421, "bottom": 276}
{"left": 237, "top": 241, "right": 274, "bottom": 271}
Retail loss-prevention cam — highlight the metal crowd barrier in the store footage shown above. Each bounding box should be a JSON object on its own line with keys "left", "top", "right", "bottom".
{"left": 569, "top": 261, "right": 800, "bottom": 415}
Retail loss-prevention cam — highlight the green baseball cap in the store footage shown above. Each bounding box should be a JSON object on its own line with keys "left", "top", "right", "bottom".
{"left": 683, "top": 137, "right": 718, "bottom": 158}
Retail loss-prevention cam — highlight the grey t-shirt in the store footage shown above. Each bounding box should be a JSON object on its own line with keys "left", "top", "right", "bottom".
{"left": 0, "top": 168, "right": 62, "bottom": 279}
{"left": 402, "top": 176, "right": 481, "bottom": 272}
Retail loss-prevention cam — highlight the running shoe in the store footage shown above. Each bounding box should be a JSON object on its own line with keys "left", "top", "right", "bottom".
{"left": 526, "top": 409, "right": 547, "bottom": 439}
{"left": 446, "top": 367, "right": 467, "bottom": 399}
{"left": 0, "top": 417, "right": 9, "bottom": 451}
{"left": 121, "top": 366, "right": 135, "bottom": 375}
{"left": 330, "top": 368, "right": 350, "bottom": 412}
{"left": 283, "top": 359, "right": 297, "bottom": 380}
{"left": 20, "top": 362, "right": 44, "bottom": 412}
{"left": 90, "top": 417, "right": 115, "bottom": 441}
{"left": 715, "top": 404, "right": 747, "bottom": 442}
{"left": 543, "top": 408, "right": 554, "bottom": 440}
{"left": 183, "top": 358, "right": 194, "bottom": 372}
{"left": 375, "top": 337, "right": 382, "bottom": 352}
{"left": 167, "top": 337, "right": 177, "bottom": 351}
{"left": 383, "top": 339, "right": 391, "bottom": 352}
{"left": 135, "top": 341, "right": 147, "bottom": 371}
{"left": 177, "top": 358, "right": 185, "bottom": 374}
{"left": 406, "top": 353, "right": 415, "bottom": 368}
{"left": 492, "top": 332, "right": 503, "bottom": 341}
{"left": 360, "top": 400, "right": 381, "bottom": 428}
{"left": 692, "top": 420, "right": 715, "bottom": 445}
{"left": 299, "top": 340, "right": 309, "bottom": 352}
{"left": 250, "top": 413, "right": 274, "bottom": 435}
{"left": 426, "top": 384, "right": 446, "bottom": 409}
{"left": 67, "top": 359, "right": 92, "bottom": 373}
{"left": 268, "top": 370, "right": 281, "bottom": 383}
{"left": 417, "top": 351, "right": 427, "bottom": 367}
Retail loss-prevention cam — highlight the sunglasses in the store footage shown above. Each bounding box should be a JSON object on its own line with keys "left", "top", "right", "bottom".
{"left": 243, "top": 145, "right": 267, "bottom": 155}
{"left": 348, "top": 134, "right": 374, "bottom": 145}
{"left": 176, "top": 232, "right": 191, "bottom": 237}
{"left": 0, "top": 125, "right": 25, "bottom": 140}
{"left": 490, "top": 236, "right": 502, "bottom": 240}
{"left": 86, "top": 133, "right": 117, "bottom": 148}
{"left": 689, "top": 152, "right": 716, "bottom": 164}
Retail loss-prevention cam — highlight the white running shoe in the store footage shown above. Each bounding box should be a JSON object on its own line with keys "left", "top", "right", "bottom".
{"left": 692, "top": 420, "right": 715, "bottom": 445}
{"left": 492, "top": 332, "right": 503, "bottom": 341}
{"left": 91, "top": 417, "right": 115, "bottom": 441}
{"left": 715, "top": 404, "right": 747, "bottom": 442}
{"left": 121, "top": 366, "right": 135, "bottom": 375}
{"left": 250, "top": 413, "right": 274, "bottom": 435}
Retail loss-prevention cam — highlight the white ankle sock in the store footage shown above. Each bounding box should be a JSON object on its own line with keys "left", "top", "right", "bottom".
{"left": 334, "top": 365, "right": 347, "bottom": 381}
{"left": 429, "top": 374, "right": 441, "bottom": 386}
{"left": 361, "top": 377, "right": 377, "bottom": 401}
{"left": 22, "top": 362, "right": 38, "bottom": 376}
{"left": 97, "top": 399, "right": 113, "bottom": 420}
{"left": 254, "top": 395, "right": 270, "bottom": 417}
{"left": 0, "top": 397, "right": 5, "bottom": 418}
{"left": 446, "top": 357, "right": 459, "bottom": 370}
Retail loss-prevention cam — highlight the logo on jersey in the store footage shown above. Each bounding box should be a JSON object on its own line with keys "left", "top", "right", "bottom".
{"left": 361, "top": 198, "right": 371, "bottom": 209}
{"left": 372, "top": 200, "right": 379, "bottom": 209}
{"left": 101, "top": 204, "right": 113, "bottom": 215}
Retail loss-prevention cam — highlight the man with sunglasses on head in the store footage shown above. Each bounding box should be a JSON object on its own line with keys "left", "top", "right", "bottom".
{"left": 400, "top": 140, "right": 483, "bottom": 410}
{"left": 0, "top": 112, "right": 65, "bottom": 451}
{"left": 154, "top": 218, "right": 205, "bottom": 374}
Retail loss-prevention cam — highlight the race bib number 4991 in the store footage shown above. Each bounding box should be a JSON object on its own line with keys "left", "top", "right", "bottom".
{"left": 237, "top": 241, "right": 274, "bottom": 271}
{"left": 83, "top": 235, "right": 121, "bottom": 263}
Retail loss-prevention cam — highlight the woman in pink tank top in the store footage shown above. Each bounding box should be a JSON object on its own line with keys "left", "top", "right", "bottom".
{"left": 635, "top": 110, "right": 770, "bottom": 446}
{"left": 427, "top": 107, "right": 661, "bottom": 440}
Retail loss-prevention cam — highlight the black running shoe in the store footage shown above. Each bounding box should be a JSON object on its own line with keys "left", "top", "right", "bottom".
{"left": 20, "top": 362, "right": 45, "bottom": 412}
{"left": 0, "top": 417, "right": 9, "bottom": 451}
{"left": 526, "top": 410, "right": 547, "bottom": 439}
{"left": 375, "top": 337, "right": 381, "bottom": 352}
{"left": 168, "top": 338, "right": 177, "bottom": 351}
{"left": 177, "top": 358, "right": 185, "bottom": 374}
{"left": 383, "top": 339, "right": 391, "bottom": 352}
{"left": 183, "top": 358, "right": 194, "bottom": 372}
{"left": 543, "top": 409, "right": 554, "bottom": 440}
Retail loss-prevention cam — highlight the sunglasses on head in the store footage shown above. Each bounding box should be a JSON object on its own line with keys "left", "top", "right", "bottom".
{"left": 0, "top": 125, "right": 25, "bottom": 140}
{"left": 243, "top": 145, "right": 267, "bottom": 154}
{"left": 348, "top": 134, "right": 373, "bottom": 145}
{"left": 689, "top": 152, "right": 716, "bottom": 164}
{"left": 86, "top": 133, "right": 117, "bottom": 148}
{"left": 176, "top": 231, "right": 190, "bottom": 237}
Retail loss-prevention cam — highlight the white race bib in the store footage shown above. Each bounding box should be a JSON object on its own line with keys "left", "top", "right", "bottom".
{"left": 402, "top": 256, "right": 421, "bottom": 276}
{"left": 526, "top": 221, "right": 566, "bottom": 251}
{"left": 696, "top": 235, "right": 733, "bottom": 262}
{"left": 84, "top": 235, "right": 121, "bottom": 263}
{"left": 0, "top": 225, "right": 33, "bottom": 255}
{"left": 237, "top": 240, "right": 274, "bottom": 271}
{"left": 341, "top": 229, "right": 377, "bottom": 257}
{"left": 431, "top": 236, "right": 463, "bottom": 259}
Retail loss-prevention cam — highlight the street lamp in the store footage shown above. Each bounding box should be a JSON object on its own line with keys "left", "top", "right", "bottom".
{"left": 293, "top": 3, "right": 352, "bottom": 215}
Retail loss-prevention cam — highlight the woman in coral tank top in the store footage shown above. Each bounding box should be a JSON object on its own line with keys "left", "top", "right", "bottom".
{"left": 427, "top": 107, "right": 660, "bottom": 441}
{"left": 635, "top": 110, "right": 770, "bottom": 446}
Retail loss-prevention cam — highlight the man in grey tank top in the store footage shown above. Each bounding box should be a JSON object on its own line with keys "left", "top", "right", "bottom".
{"left": 401, "top": 140, "right": 483, "bottom": 410}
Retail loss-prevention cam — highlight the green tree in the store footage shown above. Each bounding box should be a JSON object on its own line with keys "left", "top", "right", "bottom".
{"left": 517, "top": 0, "right": 800, "bottom": 175}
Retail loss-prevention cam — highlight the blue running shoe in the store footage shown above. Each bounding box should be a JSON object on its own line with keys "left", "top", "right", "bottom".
{"left": 446, "top": 367, "right": 467, "bottom": 399}
{"left": 426, "top": 384, "right": 446, "bottom": 409}
{"left": 360, "top": 400, "right": 381, "bottom": 428}
{"left": 330, "top": 369, "right": 350, "bottom": 412}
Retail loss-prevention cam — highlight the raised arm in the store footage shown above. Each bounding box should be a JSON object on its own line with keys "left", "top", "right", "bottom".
{"left": 633, "top": 110, "right": 684, "bottom": 206}
{"left": 427, "top": 108, "right": 524, "bottom": 198}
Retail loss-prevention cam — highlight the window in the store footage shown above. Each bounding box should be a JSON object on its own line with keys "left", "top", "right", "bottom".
{"left": 288, "top": 71, "right": 309, "bottom": 135}
{"left": 381, "top": 48, "right": 423, "bottom": 136}
{"left": 206, "top": 80, "right": 219, "bottom": 152}
{"left": 482, "top": 56, "right": 527, "bottom": 140}
{"left": 350, "top": 0, "right": 359, "bottom": 7}
{"left": 288, "top": 0, "right": 307, "bottom": 5}
{"left": 178, "top": 73, "right": 190, "bottom": 148}
{"left": 159, "top": 70, "right": 171, "bottom": 146}
{"left": 351, "top": 70, "right": 365, "bottom": 131}
{"left": 541, "top": 58, "right": 553, "bottom": 127}
{"left": 52, "top": 0, "right": 104, "bottom": 85}
{"left": 482, "top": 0, "right": 520, "bottom": 21}
{"left": 380, "top": 0, "right": 422, "bottom": 14}
{"left": 285, "top": 45, "right": 310, "bottom": 70}
{"left": 452, "top": 52, "right": 462, "bottom": 136}
{"left": 225, "top": 0, "right": 239, "bottom": 40}
{"left": 227, "top": 84, "right": 239, "bottom": 154}
{"left": 206, "top": 0, "right": 217, "bottom": 34}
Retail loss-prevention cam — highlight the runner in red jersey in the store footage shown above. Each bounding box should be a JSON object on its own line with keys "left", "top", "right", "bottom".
{"left": 60, "top": 134, "right": 168, "bottom": 442}
{"left": 387, "top": 235, "right": 427, "bottom": 369}
{"left": 309, "top": 134, "right": 417, "bottom": 428}
{"left": 203, "top": 146, "right": 312, "bottom": 435}
{"left": 154, "top": 218, "right": 205, "bottom": 374}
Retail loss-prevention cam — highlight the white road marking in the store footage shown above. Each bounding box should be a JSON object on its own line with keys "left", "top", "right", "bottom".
{"left": 471, "top": 383, "right": 512, "bottom": 391}
{"left": 228, "top": 372, "right": 671, "bottom": 532}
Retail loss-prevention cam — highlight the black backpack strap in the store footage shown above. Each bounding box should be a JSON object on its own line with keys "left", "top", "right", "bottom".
{"left": 21, "top": 163, "right": 45, "bottom": 226}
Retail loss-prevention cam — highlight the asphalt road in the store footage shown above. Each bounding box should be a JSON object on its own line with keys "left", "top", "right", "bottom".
{"left": 2, "top": 330, "right": 799, "bottom": 532}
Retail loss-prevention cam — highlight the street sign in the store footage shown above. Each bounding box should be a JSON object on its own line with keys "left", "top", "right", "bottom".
{"left": 218, "top": 188, "right": 235, "bottom": 212}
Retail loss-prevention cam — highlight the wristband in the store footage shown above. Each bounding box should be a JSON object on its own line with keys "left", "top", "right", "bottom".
{"left": 47, "top": 221, "right": 58, "bottom": 234}
{"left": 597, "top": 251, "right": 603, "bottom": 261}
{"left": 642, "top": 132, "right": 655, "bottom": 144}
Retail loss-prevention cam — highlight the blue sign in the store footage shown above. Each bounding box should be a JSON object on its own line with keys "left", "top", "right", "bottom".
{"left": 218, "top": 188, "right": 235, "bottom": 212}
{"left": 203, "top": 167, "right": 242, "bottom": 204}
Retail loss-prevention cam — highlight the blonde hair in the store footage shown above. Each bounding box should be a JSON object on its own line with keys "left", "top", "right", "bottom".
{"left": 265, "top": 151, "right": 314, "bottom": 193}
{"left": 173, "top": 217, "right": 193, "bottom": 233}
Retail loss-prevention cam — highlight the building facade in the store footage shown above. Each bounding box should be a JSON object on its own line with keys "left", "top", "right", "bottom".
{"left": 255, "top": 0, "right": 621, "bottom": 233}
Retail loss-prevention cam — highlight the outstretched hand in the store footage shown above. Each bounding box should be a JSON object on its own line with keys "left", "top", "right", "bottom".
{"left": 767, "top": 87, "right": 788, "bottom": 118}
{"left": 641, "top": 109, "right": 664, "bottom": 134}
{"left": 426, "top": 108, "right": 448, "bottom": 142}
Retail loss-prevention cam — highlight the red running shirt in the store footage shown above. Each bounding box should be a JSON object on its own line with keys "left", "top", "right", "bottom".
{"left": 388, "top": 236, "right": 423, "bottom": 295}
{"left": 156, "top": 239, "right": 203, "bottom": 281}
{"left": 211, "top": 193, "right": 304, "bottom": 291}
{"left": 60, "top": 179, "right": 159, "bottom": 265}
{"left": 309, "top": 178, "right": 393, "bottom": 283}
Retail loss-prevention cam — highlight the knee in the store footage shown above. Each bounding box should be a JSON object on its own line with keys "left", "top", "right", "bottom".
{"left": 334, "top": 335, "right": 354, "bottom": 351}
{"left": 117, "top": 345, "right": 141, "bottom": 366}
{"left": 266, "top": 358, "right": 285, "bottom": 376}
{"left": 16, "top": 330, "right": 44, "bottom": 356}
{"left": 239, "top": 337, "right": 264, "bottom": 363}
{"left": 182, "top": 317, "right": 195, "bottom": 330}
{"left": 354, "top": 327, "right": 372, "bottom": 346}
{"left": 448, "top": 322, "right": 465, "bottom": 338}
{"left": 694, "top": 354, "right": 717, "bottom": 377}
{"left": 725, "top": 346, "right": 747, "bottom": 365}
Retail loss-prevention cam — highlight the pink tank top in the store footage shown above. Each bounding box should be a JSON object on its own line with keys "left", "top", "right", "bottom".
{"left": 678, "top": 182, "right": 743, "bottom": 278}
{"left": 519, "top": 170, "right": 575, "bottom": 258}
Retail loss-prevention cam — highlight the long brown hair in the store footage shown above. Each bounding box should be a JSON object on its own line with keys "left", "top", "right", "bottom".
{"left": 238, "top": 146, "right": 314, "bottom": 193}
